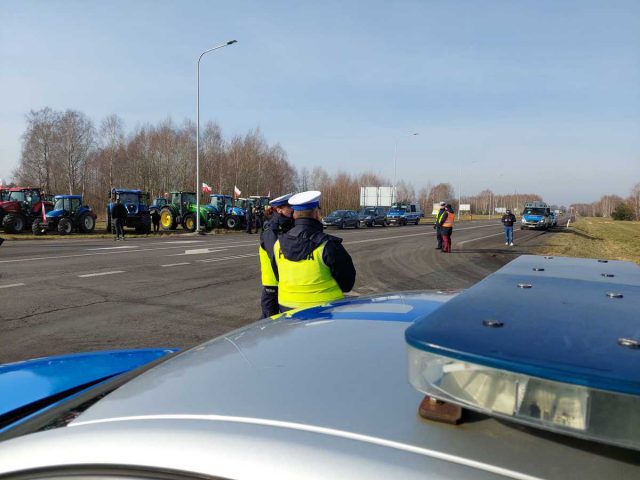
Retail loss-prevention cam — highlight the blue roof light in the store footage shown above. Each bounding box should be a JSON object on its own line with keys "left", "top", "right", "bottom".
{"left": 406, "top": 255, "right": 640, "bottom": 450}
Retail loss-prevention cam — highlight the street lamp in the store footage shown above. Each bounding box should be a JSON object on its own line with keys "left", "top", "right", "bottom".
{"left": 196, "top": 39, "right": 237, "bottom": 233}
{"left": 458, "top": 160, "right": 478, "bottom": 220}
{"left": 393, "top": 132, "right": 418, "bottom": 201}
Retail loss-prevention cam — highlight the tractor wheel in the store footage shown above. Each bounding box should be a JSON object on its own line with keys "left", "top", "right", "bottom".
{"left": 58, "top": 218, "right": 73, "bottom": 235}
{"left": 32, "top": 219, "right": 47, "bottom": 235}
{"left": 160, "top": 208, "right": 177, "bottom": 231}
{"left": 225, "top": 216, "right": 239, "bottom": 230}
{"left": 79, "top": 213, "right": 96, "bottom": 233}
{"left": 3, "top": 213, "right": 26, "bottom": 234}
{"left": 183, "top": 214, "right": 197, "bottom": 232}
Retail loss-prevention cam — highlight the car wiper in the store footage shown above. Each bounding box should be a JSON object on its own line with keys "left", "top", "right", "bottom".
{"left": 0, "top": 373, "right": 120, "bottom": 431}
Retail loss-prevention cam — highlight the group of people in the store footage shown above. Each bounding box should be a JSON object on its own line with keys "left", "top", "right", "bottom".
{"left": 433, "top": 202, "right": 518, "bottom": 251}
{"left": 258, "top": 191, "right": 356, "bottom": 318}
{"left": 245, "top": 204, "right": 265, "bottom": 234}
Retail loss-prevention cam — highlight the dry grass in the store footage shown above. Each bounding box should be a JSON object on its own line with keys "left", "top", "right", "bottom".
{"left": 534, "top": 217, "right": 640, "bottom": 264}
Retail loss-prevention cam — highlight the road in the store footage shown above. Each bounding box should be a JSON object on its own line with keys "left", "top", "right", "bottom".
{"left": 0, "top": 220, "right": 557, "bottom": 363}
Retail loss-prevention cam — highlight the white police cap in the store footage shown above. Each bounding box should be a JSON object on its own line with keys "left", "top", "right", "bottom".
{"left": 269, "top": 193, "right": 294, "bottom": 207}
{"left": 288, "top": 190, "right": 321, "bottom": 211}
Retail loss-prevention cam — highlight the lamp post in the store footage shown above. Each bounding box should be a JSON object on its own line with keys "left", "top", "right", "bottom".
{"left": 392, "top": 132, "right": 418, "bottom": 202}
{"left": 196, "top": 39, "right": 237, "bottom": 233}
{"left": 458, "top": 160, "right": 478, "bottom": 220}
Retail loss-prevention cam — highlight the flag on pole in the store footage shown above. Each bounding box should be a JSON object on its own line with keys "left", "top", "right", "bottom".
{"left": 201, "top": 182, "right": 212, "bottom": 194}
{"left": 234, "top": 186, "right": 241, "bottom": 198}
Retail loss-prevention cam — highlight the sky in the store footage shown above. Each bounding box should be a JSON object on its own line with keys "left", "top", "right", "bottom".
{"left": 1, "top": 0, "right": 638, "bottom": 207}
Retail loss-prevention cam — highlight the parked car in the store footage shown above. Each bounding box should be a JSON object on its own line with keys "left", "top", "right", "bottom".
{"left": 0, "top": 255, "right": 638, "bottom": 479}
{"left": 386, "top": 203, "right": 422, "bottom": 226}
{"left": 358, "top": 206, "right": 388, "bottom": 227}
{"left": 322, "top": 210, "right": 360, "bottom": 229}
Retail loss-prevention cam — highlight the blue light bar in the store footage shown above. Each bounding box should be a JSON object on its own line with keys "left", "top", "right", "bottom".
{"left": 406, "top": 255, "right": 640, "bottom": 450}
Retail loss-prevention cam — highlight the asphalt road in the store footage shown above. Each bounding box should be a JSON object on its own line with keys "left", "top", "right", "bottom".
{"left": 0, "top": 220, "right": 559, "bottom": 363}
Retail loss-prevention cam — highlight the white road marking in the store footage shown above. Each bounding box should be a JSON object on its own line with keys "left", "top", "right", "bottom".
{"left": 161, "top": 262, "right": 191, "bottom": 267}
{"left": 162, "top": 240, "right": 206, "bottom": 244}
{"left": 457, "top": 232, "right": 505, "bottom": 246}
{"left": 78, "top": 271, "right": 125, "bottom": 278}
{"left": 87, "top": 246, "right": 139, "bottom": 251}
{"left": 344, "top": 223, "right": 500, "bottom": 245}
{"left": 179, "top": 248, "right": 228, "bottom": 256}
{"left": 197, "top": 253, "right": 258, "bottom": 263}
{"left": 0, "top": 283, "right": 25, "bottom": 289}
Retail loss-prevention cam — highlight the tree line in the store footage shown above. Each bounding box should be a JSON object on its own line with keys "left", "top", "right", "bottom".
{"left": 571, "top": 184, "right": 640, "bottom": 221}
{"left": 10, "top": 107, "right": 637, "bottom": 220}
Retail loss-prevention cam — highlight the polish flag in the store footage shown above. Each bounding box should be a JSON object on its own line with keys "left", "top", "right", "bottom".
{"left": 201, "top": 182, "right": 212, "bottom": 194}
{"left": 234, "top": 186, "right": 241, "bottom": 198}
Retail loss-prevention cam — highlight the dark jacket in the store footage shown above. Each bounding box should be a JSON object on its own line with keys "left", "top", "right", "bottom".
{"left": 436, "top": 210, "right": 448, "bottom": 227}
{"left": 261, "top": 213, "right": 294, "bottom": 256}
{"left": 111, "top": 203, "right": 128, "bottom": 220}
{"left": 273, "top": 217, "right": 356, "bottom": 293}
{"left": 502, "top": 213, "right": 516, "bottom": 227}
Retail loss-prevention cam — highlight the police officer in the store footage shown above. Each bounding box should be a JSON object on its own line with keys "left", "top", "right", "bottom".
{"left": 245, "top": 202, "right": 254, "bottom": 234}
{"left": 433, "top": 201, "right": 446, "bottom": 249}
{"left": 259, "top": 193, "right": 294, "bottom": 318}
{"left": 272, "top": 191, "right": 356, "bottom": 312}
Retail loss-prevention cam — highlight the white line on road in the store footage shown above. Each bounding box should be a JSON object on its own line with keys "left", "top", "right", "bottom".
{"left": 161, "top": 262, "right": 191, "bottom": 267}
{"left": 177, "top": 248, "right": 228, "bottom": 256}
{"left": 197, "top": 253, "right": 258, "bottom": 263}
{"left": 78, "top": 271, "right": 125, "bottom": 278}
{"left": 344, "top": 223, "right": 500, "bottom": 245}
{"left": 457, "top": 232, "right": 505, "bottom": 246}
{"left": 87, "top": 246, "right": 139, "bottom": 251}
{"left": 0, "top": 283, "right": 26, "bottom": 289}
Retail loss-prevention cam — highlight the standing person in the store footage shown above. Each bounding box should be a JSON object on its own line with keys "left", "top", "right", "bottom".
{"left": 111, "top": 199, "right": 128, "bottom": 241}
{"left": 151, "top": 210, "right": 161, "bottom": 233}
{"left": 502, "top": 209, "right": 516, "bottom": 246}
{"left": 272, "top": 191, "right": 356, "bottom": 312}
{"left": 245, "top": 203, "right": 254, "bottom": 234}
{"left": 441, "top": 204, "right": 455, "bottom": 253}
{"left": 433, "top": 201, "right": 446, "bottom": 249}
{"left": 259, "top": 193, "right": 294, "bottom": 318}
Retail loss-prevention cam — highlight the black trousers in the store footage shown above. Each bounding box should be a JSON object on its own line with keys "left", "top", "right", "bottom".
{"left": 153, "top": 221, "right": 160, "bottom": 232}
{"left": 115, "top": 218, "right": 125, "bottom": 238}
{"left": 435, "top": 226, "right": 443, "bottom": 248}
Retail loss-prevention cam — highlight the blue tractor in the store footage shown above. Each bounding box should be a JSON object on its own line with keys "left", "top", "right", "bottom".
{"left": 32, "top": 195, "right": 97, "bottom": 235}
{"left": 209, "top": 194, "right": 246, "bottom": 229}
{"left": 106, "top": 189, "right": 151, "bottom": 234}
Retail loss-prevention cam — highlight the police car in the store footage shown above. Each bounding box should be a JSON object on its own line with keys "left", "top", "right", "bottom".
{"left": 0, "top": 255, "right": 638, "bottom": 479}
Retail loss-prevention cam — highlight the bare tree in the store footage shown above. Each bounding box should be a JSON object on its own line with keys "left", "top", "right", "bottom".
{"left": 99, "top": 114, "right": 125, "bottom": 193}
{"left": 57, "top": 110, "right": 95, "bottom": 194}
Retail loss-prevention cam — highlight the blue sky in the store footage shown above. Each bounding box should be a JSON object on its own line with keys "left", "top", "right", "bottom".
{"left": 1, "top": 0, "right": 638, "bottom": 206}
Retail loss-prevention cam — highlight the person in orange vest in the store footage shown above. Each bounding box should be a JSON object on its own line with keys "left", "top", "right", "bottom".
{"left": 441, "top": 204, "right": 455, "bottom": 253}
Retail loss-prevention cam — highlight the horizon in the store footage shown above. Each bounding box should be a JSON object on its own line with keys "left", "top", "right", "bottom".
{"left": 1, "top": 0, "right": 639, "bottom": 206}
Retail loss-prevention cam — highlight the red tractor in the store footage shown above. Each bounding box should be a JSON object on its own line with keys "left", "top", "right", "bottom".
{"left": 0, "top": 187, "right": 54, "bottom": 234}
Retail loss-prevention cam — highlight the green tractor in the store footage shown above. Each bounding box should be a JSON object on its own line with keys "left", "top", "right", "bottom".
{"left": 160, "top": 191, "right": 219, "bottom": 232}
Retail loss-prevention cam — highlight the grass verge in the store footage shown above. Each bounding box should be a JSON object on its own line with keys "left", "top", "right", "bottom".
{"left": 533, "top": 217, "right": 640, "bottom": 264}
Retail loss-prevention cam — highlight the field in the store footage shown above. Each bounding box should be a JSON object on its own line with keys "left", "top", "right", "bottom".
{"left": 535, "top": 217, "right": 640, "bottom": 264}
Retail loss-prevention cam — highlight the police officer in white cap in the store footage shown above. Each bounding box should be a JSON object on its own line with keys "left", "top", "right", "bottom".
{"left": 259, "top": 193, "right": 295, "bottom": 317}
{"left": 271, "top": 190, "right": 356, "bottom": 312}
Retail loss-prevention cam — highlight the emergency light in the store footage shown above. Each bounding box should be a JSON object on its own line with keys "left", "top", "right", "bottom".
{"left": 406, "top": 255, "right": 640, "bottom": 451}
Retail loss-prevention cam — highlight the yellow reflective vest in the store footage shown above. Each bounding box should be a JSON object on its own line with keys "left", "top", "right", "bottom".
{"left": 273, "top": 239, "right": 343, "bottom": 309}
{"left": 259, "top": 245, "right": 278, "bottom": 287}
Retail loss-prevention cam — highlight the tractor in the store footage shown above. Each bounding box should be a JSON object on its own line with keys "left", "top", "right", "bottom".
{"left": 160, "top": 191, "right": 219, "bottom": 232}
{"left": 32, "top": 195, "right": 97, "bottom": 235}
{"left": 106, "top": 189, "right": 152, "bottom": 234}
{"left": 209, "top": 194, "right": 246, "bottom": 229}
{"left": 149, "top": 196, "right": 168, "bottom": 216}
{"left": 0, "top": 187, "right": 54, "bottom": 234}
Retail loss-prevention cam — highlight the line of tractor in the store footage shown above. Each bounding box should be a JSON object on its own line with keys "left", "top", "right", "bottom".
{"left": 0, "top": 187, "right": 270, "bottom": 236}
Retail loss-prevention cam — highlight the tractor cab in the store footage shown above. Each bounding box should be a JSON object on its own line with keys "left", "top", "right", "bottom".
{"left": 0, "top": 187, "right": 53, "bottom": 234}
{"left": 149, "top": 197, "right": 168, "bottom": 215}
{"left": 209, "top": 194, "right": 245, "bottom": 229}
{"left": 33, "top": 195, "right": 97, "bottom": 235}
{"left": 158, "top": 191, "right": 217, "bottom": 232}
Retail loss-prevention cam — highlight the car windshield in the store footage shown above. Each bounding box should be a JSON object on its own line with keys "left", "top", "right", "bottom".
{"left": 361, "top": 208, "right": 376, "bottom": 215}
{"left": 154, "top": 198, "right": 166, "bottom": 206}
{"left": 329, "top": 210, "right": 347, "bottom": 217}
{"left": 118, "top": 193, "right": 139, "bottom": 204}
{"left": 524, "top": 208, "right": 545, "bottom": 215}
{"left": 390, "top": 208, "right": 406, "bottom": 214}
